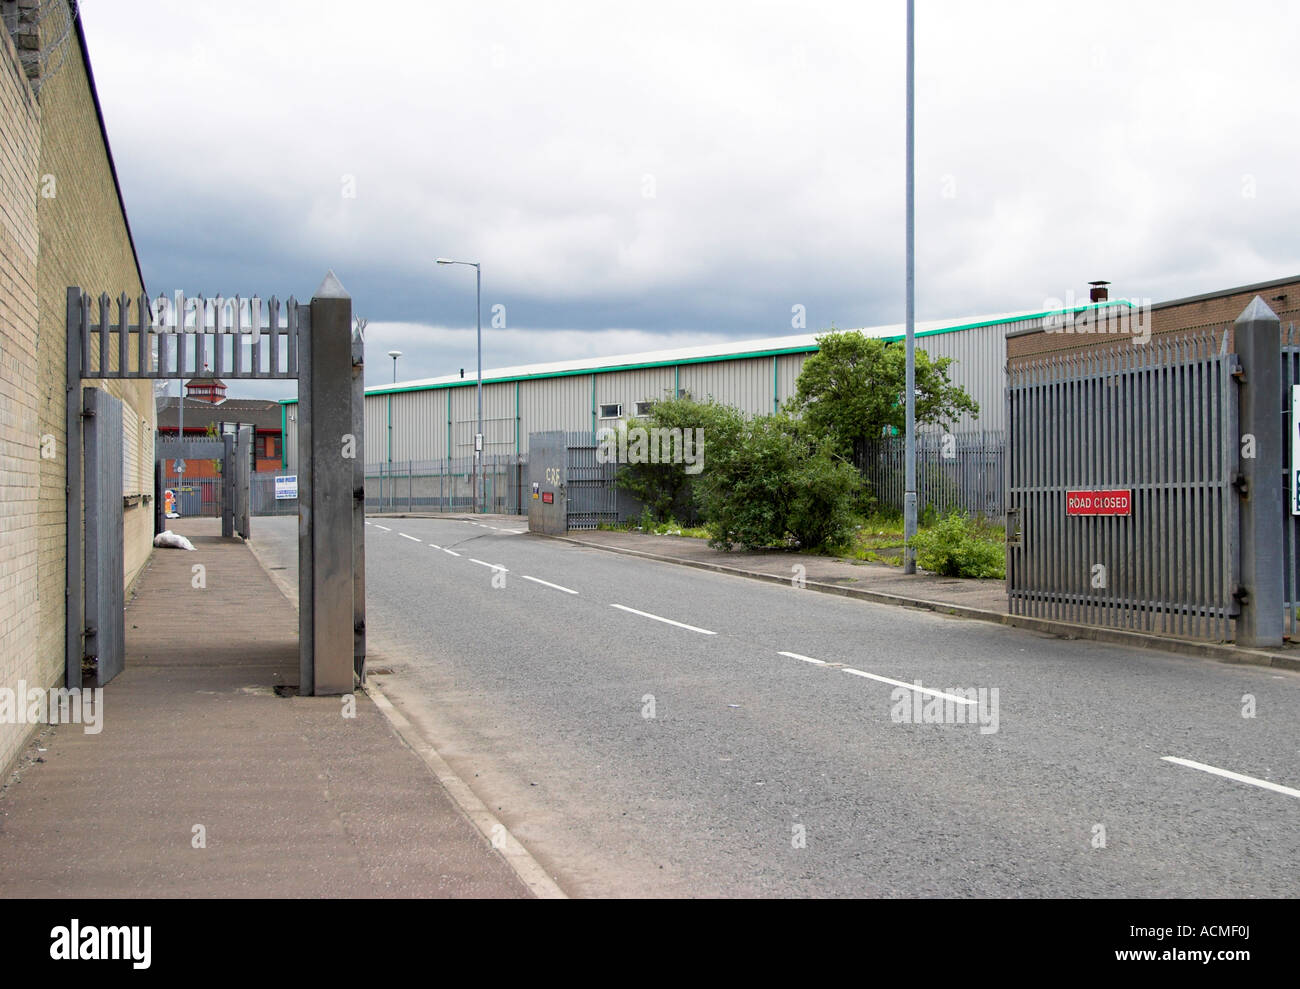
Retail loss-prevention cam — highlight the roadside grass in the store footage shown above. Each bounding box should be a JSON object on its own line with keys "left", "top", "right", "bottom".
{"left": 598, "top": 516, "right": 711, "bottom": 540}
{"left": 601, "top": 507, "right": 1006, "bottom": 579}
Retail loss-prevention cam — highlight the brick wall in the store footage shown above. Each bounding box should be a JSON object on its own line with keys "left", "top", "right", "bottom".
{"left": 0, "top": 18, "right": 41, "bottom": 777}
{"left": 1008, "top": 277, "right": 1300, "bottom": 363}
{"left": 0, "top": 3, "right": 155, "bottom": 777}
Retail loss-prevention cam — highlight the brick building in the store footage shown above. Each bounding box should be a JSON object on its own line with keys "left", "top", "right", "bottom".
{"left": 1007, "top": 275, "right": 1300, "bottom": 363}
{"left": 0, "top": 1, "right": 153, "bottom": 776}
{"left": 156, "top": 377, "right": 285, "bottom": 477}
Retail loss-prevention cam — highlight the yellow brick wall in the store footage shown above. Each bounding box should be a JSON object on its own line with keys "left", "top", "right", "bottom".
{"left": 1, "top": 7, "right": 155, "bottom": 777}
{"left": 0, "top": 21, "right": 41, "bottom": 777}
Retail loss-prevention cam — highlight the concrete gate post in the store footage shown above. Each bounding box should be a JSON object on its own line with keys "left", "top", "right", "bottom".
{"left": 221, "top": 433, "right": 235, "bottom": 538}
{"left": 303, "top": 271, "right": 356, "bottom": 694}
{"left": 1234, "top": 296, "right": 1283, "bottom": 647}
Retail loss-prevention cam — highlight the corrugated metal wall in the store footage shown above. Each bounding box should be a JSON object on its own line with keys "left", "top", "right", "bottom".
{"left": 594, "top": 366, "right": 676, "bottom": 420}
{"left": 519, "top": 374, "right": 590, "bottom": 443}
{"left": 910, "top": 323, "right": 1007, "bottom": 434}
{"left": 288, "top": 322, "right": 1025, "bottom": 467}
{"left": 679, "top": 356, "right": 772, "bottom": 415}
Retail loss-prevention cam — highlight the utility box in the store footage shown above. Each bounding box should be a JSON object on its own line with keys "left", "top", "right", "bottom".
{"left": 528, "top": 431, "right": 567, "bottom": 534}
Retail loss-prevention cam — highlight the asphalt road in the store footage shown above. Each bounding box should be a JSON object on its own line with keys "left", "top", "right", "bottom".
{"left": 251, "top": 515, "right": 1300, "bottom": 898}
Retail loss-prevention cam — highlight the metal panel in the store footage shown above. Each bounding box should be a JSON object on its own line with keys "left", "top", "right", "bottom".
{"left": 307, "top": 285, "right": 354, "bottom": 694}
{"left": 236, "top": 426, "right": 252, "bottom": 538}
{"left": 352, "top": 325, "right": 367, "bottom": 682}
{"left": 1006, "top": 330, "right": 1238, "bottom": 640}
{"left": 65, "top": 289, "right": 84, "bottom": 688}
{"left": 1283, "top": 327, "right": 1300, "bottom": 639}
{"left": 527, "top": 432, "right": 567, "bottom": 534}
{"left": 83, "top": 387, "right": 125, "bottom": 686}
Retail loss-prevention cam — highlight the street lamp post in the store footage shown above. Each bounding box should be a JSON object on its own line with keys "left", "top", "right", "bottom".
{"left": 903, "top": 0, "right": 918, "bottom": 574}
{"left": 386, "top": 350, "right": 401, "bottom": 510}
{"left": 435, "top": 258, "right": 483, "bottom": 514}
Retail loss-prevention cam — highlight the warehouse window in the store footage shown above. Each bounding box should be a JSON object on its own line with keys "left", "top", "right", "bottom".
{"left": 599, "top": 403, "right": 623, "bottom": 419}
{"left": 634, "top": 400, "right": 655, "bottom": 416}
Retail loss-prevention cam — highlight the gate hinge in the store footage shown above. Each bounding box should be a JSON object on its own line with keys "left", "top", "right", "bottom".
{"left": 1233, "top": 585, "right": 1249, "bottom": 608}
{"left": 1231, "top": 365, "right": 1246, "bottom": 382}
{"left": 1231, "top": 473, "right": 1248, "bottom": 497}
{"left": 354, "top": 620, "right": 366, "bottom": 634}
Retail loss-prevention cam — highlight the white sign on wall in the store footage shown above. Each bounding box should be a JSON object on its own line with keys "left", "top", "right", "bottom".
{"left": 274, "top": 475, "right": 298, "bottom": 500}
{"left": 1293, "top": 386, "right": 1300, "bottom": 515}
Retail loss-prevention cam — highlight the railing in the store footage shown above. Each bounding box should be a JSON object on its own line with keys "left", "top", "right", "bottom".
{"left": 364, "top": 456, "right": 526, "bottom": 515}
{"left": 856, "top": 430, "right": 1006, "bottom": 518}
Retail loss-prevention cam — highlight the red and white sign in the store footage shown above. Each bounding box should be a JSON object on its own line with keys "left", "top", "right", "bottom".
{"left": 1066, "top": 489, "right": 1131, "bottom": 516}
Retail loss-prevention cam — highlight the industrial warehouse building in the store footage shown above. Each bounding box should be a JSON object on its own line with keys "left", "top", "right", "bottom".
{"left": 282, "top": 300, "right": 1136, "bottom": 472}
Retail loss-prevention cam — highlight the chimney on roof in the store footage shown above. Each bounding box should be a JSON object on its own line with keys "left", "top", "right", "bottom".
{"left": 1089, "top": 280, "right": 1110, "bottom": 303}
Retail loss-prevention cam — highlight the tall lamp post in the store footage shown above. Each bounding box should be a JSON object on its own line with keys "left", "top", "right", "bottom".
{"left": 435, "top": 258, "right": 483, "bottom": 513}
{"left": 902, "top": 0, "right": 918, "bottom": 574}
{"left": 386, "top": 351, "right": 401, "bottom": 508}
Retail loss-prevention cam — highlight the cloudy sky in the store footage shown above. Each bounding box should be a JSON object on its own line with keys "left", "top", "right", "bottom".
{"left": 80, "top": 0, "right": 1300, "bottom": 399}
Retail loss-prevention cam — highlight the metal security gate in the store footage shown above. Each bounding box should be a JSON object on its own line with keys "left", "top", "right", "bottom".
{"left": 66, "top": 275, "right": 365, "bottom": 693}
{"left": 1006, "top": 330, "right": 1240, "bottom": 640}
{"left": 83, "top": 387, "right": 125, "bottom": 685}
{"left": 566, "top": 431, "right": 618, "bottom": 529}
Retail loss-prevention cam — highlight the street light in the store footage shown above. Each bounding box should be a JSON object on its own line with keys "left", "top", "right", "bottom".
{"left": 386, "top": 351, "right": 402, "bottom": 489}
{"left": 435, "top": 257, "right": 483, "bottom": 514}
{"left": 903, "top": 0, "right": 918, "bottom": 574}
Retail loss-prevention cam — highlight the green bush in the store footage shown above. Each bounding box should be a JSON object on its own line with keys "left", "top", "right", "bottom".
{"left": 613, "top": 398, "right": 745, "bottom": 524}
{"left": 698, "top": 413, "right": 861, "bottom": 551}
{"left": 908, "top": 511, "right": 1005, "bottom": 579}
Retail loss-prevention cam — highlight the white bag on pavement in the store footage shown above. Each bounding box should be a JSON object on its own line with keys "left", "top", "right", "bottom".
{"left": 153, "top": 530, "right": 196, "bottom": 551}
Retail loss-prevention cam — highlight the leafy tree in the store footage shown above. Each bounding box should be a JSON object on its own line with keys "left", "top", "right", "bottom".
{"left": 790, "top": 330, "right": 979, "bottom": 456}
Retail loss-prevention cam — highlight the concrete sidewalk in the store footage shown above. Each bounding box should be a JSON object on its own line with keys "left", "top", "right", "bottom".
{"left": 0, "top": 520, "right": 530, "bottom": 898}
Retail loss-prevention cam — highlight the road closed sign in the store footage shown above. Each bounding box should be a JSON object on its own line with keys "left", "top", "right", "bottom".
{"left": 1066, "top": 489, "right": 1131, "bottom": 516}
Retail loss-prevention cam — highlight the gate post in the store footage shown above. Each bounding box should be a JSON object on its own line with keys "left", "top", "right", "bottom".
{"left": 1235, "top": 296, "right": 1284, "bottom": 647}
{"left": 305, "top": 271, "right": 355, "bottom": 694}
{"left": 221, "top": 433, "right": 235, "bottom": 538}
{"left": 351, "top": 319, "right": 366, "bottom": 683}
{"left": 236, "top": 425, "right": 252, "bottom": 538}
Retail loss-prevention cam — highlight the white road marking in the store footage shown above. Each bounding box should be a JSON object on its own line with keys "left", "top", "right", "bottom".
{"left": 428, "top": 543, "right": 441, "bottom": 550}
{"left": 779, "top": 651, "right": 827, "bottom": 666}
{"left": 1162, "top": 757, "right": 1300, "bottom": 800}
{"left": 610, "top": 604, "right": 715, "bottom": 635}
{"left": 840, "top": 667, "right": 977, "bottom": 705}
{"left": 373, "top": 524, "right": 391, "bottom": 532}
{"left": 443, "top": 548, "right": 461, "bottom": 557}
{"left": 469, "top": 558, "right": 508, "bottom": 572}
{"left": 399, "top": 533, "right": 420, "bottom": 542}
{"left": 521, "top": 575, "right": 578, "bottom": 595}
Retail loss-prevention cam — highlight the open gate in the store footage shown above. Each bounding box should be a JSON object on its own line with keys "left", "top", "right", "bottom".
{"left": 65, "top": 272, "right": 365, "bottom": 693}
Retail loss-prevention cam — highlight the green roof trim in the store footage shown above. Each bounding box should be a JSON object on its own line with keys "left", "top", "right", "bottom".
{"left": 279, "top": 300, "right": 1135, "bottom": 406}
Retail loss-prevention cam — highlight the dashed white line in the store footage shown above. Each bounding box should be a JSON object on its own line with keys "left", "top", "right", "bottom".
{"left": 610, "top": 604, "right": 715, "bottom": 635}
{"left": 469, "top": 558, "right": 508, "bottom": 572}
{"left": 1162, "top": 756, "right": 1300, "bottom": 800}
{"left": 779, "top": 651, "right": 827, "bottom": 666}
{"left": 399, "top": 533, "right": 420, "bottom": 542}
{"left": 442, "top": 548, "right": 461, "bottom": 557}
{"left": 428, "top": 543, "right": 441, "bottom": 550}
{"left": 840, "top": 667, "right": 977, "bottom": 705}
{"left": 521, "top": 575, "right": 578, "bottom": 595}
{"left": 372, "top": 524, "right": 391, "bottom": 532}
